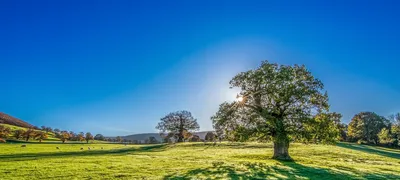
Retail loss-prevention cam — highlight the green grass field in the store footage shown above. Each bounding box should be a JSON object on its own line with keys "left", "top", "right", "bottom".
{"left": 0, "top": 142, "right": 399, "bottom": 180}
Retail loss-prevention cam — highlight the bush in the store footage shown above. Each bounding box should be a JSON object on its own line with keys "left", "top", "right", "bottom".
{"left": 189, "top": 135, "right": 201, "bottom": 142}
{"left": 357, "top": 139, "right": 367, "bottom": 145}
{"left": 378, "top": 128, "right": 395, "bottom": 146}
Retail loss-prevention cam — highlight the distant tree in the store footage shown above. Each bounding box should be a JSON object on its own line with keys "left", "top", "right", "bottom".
{"left": 148, "top": 136, "right": 158, "bottom": 144}
{"left": 69, "top": 131, "right": 76, "bottom": 141}
{"left": 77, "top": 132, "right": 85, "bottom": 142}
{"left": 189, "top": 135, "right": 201, "bottom": 142}
{"left": 205, "top": 132, "right": 216, "bottom": 142}
{"left": 45, "top": 127, "right": 53, "bottom": 133}
{"left": 182, "top": 130, "right": 193, "bottom": 142}
{"left": 392, "top": 125, "right": 400, "bottom": 147}
{"left": 116, "top": 136, "right": 122, "bottom": 143}
{"left": 23, "top": 129, "right": 36, "bottom": 141}
{"left": 388, "top": 113, "right": 400, "bottom": 146}
{"left": 160, "top": 133, "right": 168, "bottom": 143}
{"left": 156, "top": 110, "right": 200, "bottom": 142}
{"left": 54, "top": 128, "right": 61, "bottom": 133}
{"left": 13, "top": 129, "right": 25, "bottom": 140}
{"left": 300, "top": 113, "right": 341, "bottom": 144}
{"left": 54, "top": 132, "right": 61, "bottom": 139}
{"left": 338, "top": 123, "right": 348, "bottom": 141}
{"left": 32, "top": 126, "right": 39, "bottom": 130}
{"left": 60, "top": 131, "right": 70, "bottom": 143}
{"left": 378, "top": 128, "right": 394, "bottom": 146}
{"left": 0, "top": 125, "right": 11, "bottom": 139}
{"left": 35, "top": 131, "right": 48, "bottom": 143}
{"left": 41, "top": 126, "right": 46, "bottom": 131}
{"left": 85, "top": 132, "right": 94, "bottom": 143}
{"left": 212, "top": 61, "right": 335, "bottom": 160}
{"left": 348, "top": 112, "right": 390, "bottom": 144}
{"left": 212, "top": 102, "right": 240, "bottom": 142}
{"left": 94, "top": 134, "right": 105, "bottom": 141}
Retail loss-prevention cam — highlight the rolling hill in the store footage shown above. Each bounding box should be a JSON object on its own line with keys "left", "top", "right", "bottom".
{"left": 0, "top": 112, "right": 34, "bottom": 128}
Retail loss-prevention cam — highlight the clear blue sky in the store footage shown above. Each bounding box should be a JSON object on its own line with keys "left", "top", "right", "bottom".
{"left": 1, "top": 0, "right": 399, "bottom": 136}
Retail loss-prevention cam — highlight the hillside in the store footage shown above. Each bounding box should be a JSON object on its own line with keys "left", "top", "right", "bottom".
{"left": 122, "top": 131, "right": 213, "bottom": 142}
{"left": 0, "top": 112, "right": 34, "bottom": 128}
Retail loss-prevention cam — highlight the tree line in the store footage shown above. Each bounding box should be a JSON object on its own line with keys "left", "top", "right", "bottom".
{"left": 0, "top": 125, "right": 103, "bottom": 144}
{"left": 104, "top": 136, "right": 160, "bottom": 144}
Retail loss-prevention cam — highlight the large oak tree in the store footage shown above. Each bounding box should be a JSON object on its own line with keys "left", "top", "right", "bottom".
{"left": 156, "top": 110, "right": 200, "bottom": 142}
{"left": 212, "top": 61, "right": 339, "bottom": 160}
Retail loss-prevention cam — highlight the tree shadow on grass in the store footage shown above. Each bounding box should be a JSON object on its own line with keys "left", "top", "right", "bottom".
{"left": 0, "top": 144, "right": 166, "bottom": 162}
{"left": 337, "top": 143, "right": 400, "bottom": 159}
{"left": 163, "top": 160, "right": 400, "bottom": 180}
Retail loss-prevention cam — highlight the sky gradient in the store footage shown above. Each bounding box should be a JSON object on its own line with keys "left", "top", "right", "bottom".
{"left": 1, "top": 0, "right": 399, "bottom": 136}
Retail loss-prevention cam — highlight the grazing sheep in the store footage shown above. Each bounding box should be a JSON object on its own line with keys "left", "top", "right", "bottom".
{"left": 21, "top": 145, "right": 26, "bottom": 147}
{"left": 56, "top": 147, "right": 60, "bottom": 149}
{"left": 88, "top": 147, "right": 91, "bottom": 150}
{"left": 80, "top": 148, "right": 84, "bottom": 150}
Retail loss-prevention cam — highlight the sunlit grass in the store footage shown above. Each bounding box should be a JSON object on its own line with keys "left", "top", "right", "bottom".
{"left": 0, "top": 142, "right": 399, "bottom": 179}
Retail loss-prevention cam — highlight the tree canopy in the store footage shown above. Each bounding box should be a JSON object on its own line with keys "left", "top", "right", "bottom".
{"left": 0, "top": 125, "right": 11, "bottom": 140}
{"left": 212, "top": 61, "right": 340, "bottom": 160}
{"left": 156, "top": 110, "right": 199, "bottom": 142}
{"left": 85, "top": 132, "right": 94, "bottom": 143}
{"left": 94, "top": 134, "right": 105, "bottom": 141}
{"left": 347, "top": 112, "right": 389, "bottom": 144}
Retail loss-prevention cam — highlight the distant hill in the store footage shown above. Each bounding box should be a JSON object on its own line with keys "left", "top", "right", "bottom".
{"left": 121, "top": 131, "right": 214, "bottom": 142}
{"left": 0, "top": 112, "right": 34, "bottom": 128}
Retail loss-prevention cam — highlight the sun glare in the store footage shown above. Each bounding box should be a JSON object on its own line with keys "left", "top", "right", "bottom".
{"left": 237, "top": 96, "right": 244, "bottom": 102}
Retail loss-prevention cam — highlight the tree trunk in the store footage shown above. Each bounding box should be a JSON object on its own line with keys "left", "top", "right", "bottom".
{"left": 177, "top": 135, "right": 183, "bottom": 142}
{"left": 272, "top": 120, "right": 292, "bottom": 160}
{"left": 273, "top": 139, "right": 291, "bottom": 160}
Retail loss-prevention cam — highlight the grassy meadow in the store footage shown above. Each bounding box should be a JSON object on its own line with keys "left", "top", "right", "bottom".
{"left": 0, "top": 142, "right": 400, "bottom": 180}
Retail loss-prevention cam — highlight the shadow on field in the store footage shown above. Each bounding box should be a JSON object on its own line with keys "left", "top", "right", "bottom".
{"left": 163, "top": 160, "right": 400, "bottom": 180}
{"left": 337, "top": 143, "right": 400, "bottom": 159}
{"left": 0, "top": 144, "right": 166, "bottom": 162}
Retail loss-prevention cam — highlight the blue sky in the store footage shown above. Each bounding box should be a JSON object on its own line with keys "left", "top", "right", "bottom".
{"left": 1, "top": 0, "right": 399, "bottom": 136}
